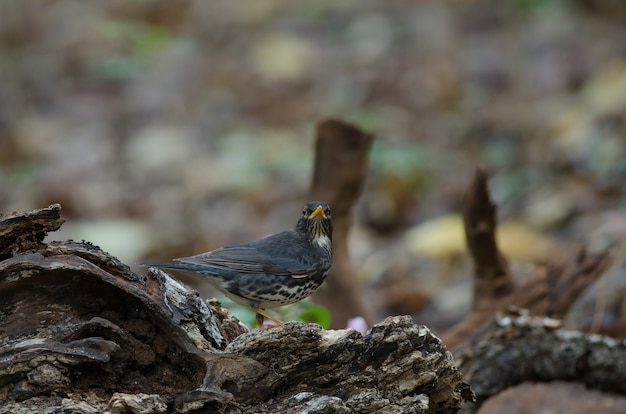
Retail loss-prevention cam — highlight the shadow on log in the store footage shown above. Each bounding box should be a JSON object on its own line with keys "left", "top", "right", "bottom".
{"left": 0, "top": 205, "right": 472, "bottom": 413}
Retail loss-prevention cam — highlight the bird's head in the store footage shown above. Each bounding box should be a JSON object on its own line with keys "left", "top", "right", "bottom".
{"left": 296, "top": 201, "right": 333, "bottom": 248}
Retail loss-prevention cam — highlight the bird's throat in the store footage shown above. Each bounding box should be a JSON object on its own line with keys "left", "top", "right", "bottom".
{"left": 312, "top": 234, "right": 331, "bottom": 253}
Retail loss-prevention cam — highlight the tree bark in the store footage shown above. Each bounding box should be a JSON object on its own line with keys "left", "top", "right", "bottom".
{"left": 455, "top": 311, "right": 626, "bottom": 413}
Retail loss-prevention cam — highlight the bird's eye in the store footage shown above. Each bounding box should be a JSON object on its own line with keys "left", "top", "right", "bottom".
{"left": 302, "top": 209, "right": 307, "bottom": 216}
{"left": 326, "top": 208, "right": 331, "bottom": 216}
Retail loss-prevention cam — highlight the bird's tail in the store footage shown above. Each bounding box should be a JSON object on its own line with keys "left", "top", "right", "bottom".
{"left": 139, "top": 261, "right": 175, "bottom": 269}
{"left": 138, "top": 261, "right": 213, "bottom": 275}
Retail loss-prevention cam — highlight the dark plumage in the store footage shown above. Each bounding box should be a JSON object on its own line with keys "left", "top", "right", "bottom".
{"left": 141, "top": 201, "right": 333, "bottom": 326}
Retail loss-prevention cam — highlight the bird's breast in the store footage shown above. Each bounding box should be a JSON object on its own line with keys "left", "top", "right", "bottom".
{"left": 312, "top": 234, "right": 331, "bottom": 254}
{"left": 225, "top": 273, "right": 326, "bottom": 308}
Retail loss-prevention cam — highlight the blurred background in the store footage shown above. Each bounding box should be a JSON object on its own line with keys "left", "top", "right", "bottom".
{"left": 1, "top": 0, "right": 625, "bottom": 333}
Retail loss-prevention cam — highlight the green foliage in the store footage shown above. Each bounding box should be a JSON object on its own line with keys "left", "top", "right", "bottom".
{"left": 90, "top": 19, "right": 173, "bottom": 80}
{"left": 369, "top": 141, "right": 444, "bottom": 175}
{"left": 285, "top": 301, "right": 331, "bottom": 329}
{"left": 489, "top": 166, "right": 541, "bottom": 204}
{"left": 218, "top": 297, "right": 331, "bottom": 329}
{"left": 510, "top": 0, "right": 570, "bottom": 14}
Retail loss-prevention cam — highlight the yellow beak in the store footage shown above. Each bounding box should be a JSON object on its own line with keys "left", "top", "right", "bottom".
{"left": 308, "top": 205, "right": 326, "bottom": 219}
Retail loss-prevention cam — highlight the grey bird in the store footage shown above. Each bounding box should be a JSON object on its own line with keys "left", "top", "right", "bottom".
{"left": 141, "top": 201, "right": 332, "bottom": 326}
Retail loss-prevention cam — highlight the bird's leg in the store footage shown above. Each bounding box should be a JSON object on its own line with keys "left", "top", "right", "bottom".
{"left": 255, "top": 312, "right": 264, "bottom": 328}
{"left": 254, "top": 308, "right": 284, "bottom": 327}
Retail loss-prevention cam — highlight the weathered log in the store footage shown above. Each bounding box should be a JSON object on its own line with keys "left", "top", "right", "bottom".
{"left": 0, "top": 205, "right": 472, "bottom": 413}
{"left": 456, "top": 310, "right": 626, "bottom": 413}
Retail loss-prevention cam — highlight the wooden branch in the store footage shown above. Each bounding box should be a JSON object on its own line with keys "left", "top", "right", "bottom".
{"left": 462, "top": 167, "right": 514, "bottom": 311}
{"left": 442, "top": 168, "right": 612, "bottom": 349}
{"left": 516, "top": 245, "right": 613, "bottom": 319}
{"left": 441, "top": 168, "right": 513, "bottom": 348}
{"left": 1, "top": 205, "right": 472, "bottom": 413}
{"left": 309, "top": 118, "right": 377, "bottom": 328}
{"left": 455, "top": 311, "right": 626, "bottom": 412}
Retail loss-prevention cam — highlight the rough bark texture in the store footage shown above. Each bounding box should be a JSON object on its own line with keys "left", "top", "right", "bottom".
{"left": 455, "top": 311, "right": 626, "bottom": 413}
{"left": 0, "top": 205, "right": 471, "bottom": 413}
{"left": 309, "top": 118, "right": 377, "bottom": 328}
{"left": 0, "top": 203, "right": 65, "bottom": 259}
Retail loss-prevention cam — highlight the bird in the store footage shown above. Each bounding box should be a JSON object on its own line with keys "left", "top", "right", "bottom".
{"left": 141, "top": 201, "right": 332, "bottom": 327}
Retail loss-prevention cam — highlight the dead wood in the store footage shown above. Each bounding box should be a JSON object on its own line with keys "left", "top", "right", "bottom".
{"left": 461, "top": 167, "right": 514, "bottom": 312}
{"left": 0, "top": 203, "right": 65, "bottom": 260}
{"left": 0, "top": 205, "right": 472, "bottom": 413}
{"left": 441, "top": 168, "right": 612, "bottom": 348}
{"left": 455, "top": 311, "right": 626, "bottom": 413}
{"left": 309, "top": 118, "right": 377, "bottom": 329}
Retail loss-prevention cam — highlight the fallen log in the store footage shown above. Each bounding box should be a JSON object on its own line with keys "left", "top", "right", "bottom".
{"left": 0, "top": 205, "right": 472, "bottom": 413}
{"left": 455, "top": 309, "right": 626, "bottom": 413}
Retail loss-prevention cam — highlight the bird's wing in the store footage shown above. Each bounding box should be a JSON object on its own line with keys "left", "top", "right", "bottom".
{"left": 177, "top": 232, "right": 316, "bottom": 276}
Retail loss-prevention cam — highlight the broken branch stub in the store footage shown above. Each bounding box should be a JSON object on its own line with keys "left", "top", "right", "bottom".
{"left": 443, "top": 168, "right": 612, "bottom": 349}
